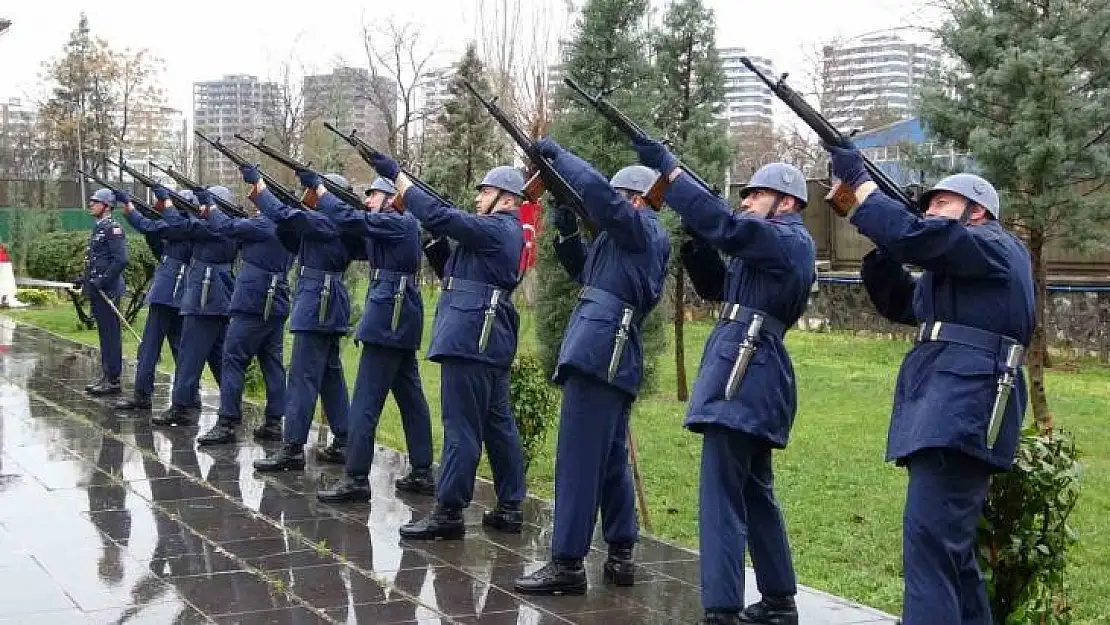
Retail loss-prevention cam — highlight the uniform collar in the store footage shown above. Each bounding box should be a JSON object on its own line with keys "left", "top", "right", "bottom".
{"left": 772, "top": 212, "right": 803, "bottom": 225}
{"left": 96, "top": 214, "right": 113, "bottom": 226}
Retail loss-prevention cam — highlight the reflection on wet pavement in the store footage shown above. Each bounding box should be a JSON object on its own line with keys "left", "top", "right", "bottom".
{"left": 0, "top": 319, "right": 898, "bottom": 624}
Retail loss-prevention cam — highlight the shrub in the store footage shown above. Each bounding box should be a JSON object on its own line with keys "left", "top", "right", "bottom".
{"left": 979, "top": 427, "right": 1082, "bottom": 623}
{"left": 509, "top": 353, "right": 561, "bottom": 474}
{"left": 14, "top": 288, "right": 56, "bottom": 306}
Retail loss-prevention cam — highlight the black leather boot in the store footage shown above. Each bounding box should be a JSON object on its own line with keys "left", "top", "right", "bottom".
{"left": 700, "top": 610, "right": 742, "bottom": 625}
{"left": 737, "top": 596, "right": 798, "bottom": 625}
{"left": 253, "top": 416, "right": 283, "bottom": 442}
{"left": 197, "top": 417, "right": 238, "bottom": 446}
{"left": 114, "top": 392, "right": 152, "bottom": 410}
{"left": 151, "top": 405, "right": 199, "bottom": 427}
{"left": 317, "top": 474, "right": 371, "bottom": 503}
{"left": 314, "top": 436, "right": 346, "bottom": 464}
{"left": 513, "top": 559, "right": 587, "bottom": 595}
{"left": 85, "top": 376, "right": 105, "bottom": 392}
{"left": 394, "top": 468, "right": 435, "bottom": 495}
{"left": 481, "top": 502, "right": 523, "bottom": 533}
{"left": 87, "top": 378, "right": 121, "bottom": 396}
{"left": 399, "top": 507, "right": 465, "bottom": 540}
{"left": 603, "top": 542, "right": 635, "bottom": 586}
{"left": 253, "top": 443, "right": 305, "bottom": 472}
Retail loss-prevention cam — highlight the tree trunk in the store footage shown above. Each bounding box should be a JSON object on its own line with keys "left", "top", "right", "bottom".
{"left": 1027, "top": 227, "right": 1053, "bottom": 433}
{"left": 674, "top": 264, "right": 689, "bottom": 401}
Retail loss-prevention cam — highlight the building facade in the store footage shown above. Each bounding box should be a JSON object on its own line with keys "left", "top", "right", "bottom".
{"left": 303, "top": 66, "right": 395, "bottom": 149}
{"left": 719, "top": 47, "right": 775, "bottom": 131}
{"left": 820, "top": 30, "right": 941, "bottom": 132}
{"left": 193, "top": 75, "right": 280, "bottom": 183}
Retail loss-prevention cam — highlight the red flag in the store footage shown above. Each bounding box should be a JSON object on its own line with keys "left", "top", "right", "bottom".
{"left": 518, "top": 199, "right": 543, "bottom": 275}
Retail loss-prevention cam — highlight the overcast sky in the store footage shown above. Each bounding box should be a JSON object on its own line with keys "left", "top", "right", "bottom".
{"left": 0, "top": 0, "right": 942, "bottom": 122}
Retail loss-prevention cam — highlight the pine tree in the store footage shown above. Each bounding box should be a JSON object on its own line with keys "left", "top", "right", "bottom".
{"left": 653, "top": 0, "right": 731, "bottom": 400}
{"left": 918, "top": 0, "right": 1110, "bottom": 432}
{"left": 422, "top": 42, "right": 508, "bottom": 207}
{"left": 536, "top": 0, "right": 665, "bottom": 387}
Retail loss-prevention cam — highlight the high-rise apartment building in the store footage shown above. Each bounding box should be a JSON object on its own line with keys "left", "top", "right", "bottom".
{"left": 719, "top": 48, "right": 775, "bottom": 130}
{"left": 820, "top": 30, "right": 941, "bottom": 131}
{"left": 193, "top": 75, "right": 280, "bottom": 183}
{"left": 303, "top": 67, "right": 395, "bottom": 148}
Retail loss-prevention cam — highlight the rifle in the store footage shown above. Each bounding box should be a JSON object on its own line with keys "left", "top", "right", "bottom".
{"left": 233, "top": 133, "right": 364, "bottom": 209}
{"left": 738, "top": 56, "right": 920, "bottom": 216}
{"left": 321, "top": 121, "right": 451, "bottom": 210}
{"left": 76, "top": 168, "right": 161, "bottom": 220}
{"left": 194, "top": 131, "right": 307, "bottom": 209}
{"left": 460, "top": 81, "right": 598, "bottom": 234}
{"left": 107, "top": 157, "right": 202, "bottom": 215}
{"left": 147, "top": 161, "right": 249, "bottom": 218}
{"left": 563, "top": 77, "right": 720, "bottom": 208}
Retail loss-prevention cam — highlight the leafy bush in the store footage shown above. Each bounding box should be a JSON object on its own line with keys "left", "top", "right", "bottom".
{"left": 979, "top": 427, "right": 1082, "bottom": 623}
{"left": 14, "top": 288, "right": 57, "bottom": 306}
{"left": 25, "top": 230, "right": 156, "bottom": 300}
{"left": 509, "top": 353, "right": 561, "bottom": 474}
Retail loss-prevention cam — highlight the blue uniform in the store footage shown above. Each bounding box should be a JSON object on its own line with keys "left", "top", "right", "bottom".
{"left": 402, "top": 184, "right": 526, "bottom": 511}
{"left": 253, "top": 188, "right": 351, "bottom": 446}
{"left": 543, "top": 148, "right": 670, "bottom": 562}
{"left": 163, "top": 209, "right": 237, "bottom": 411}
{"left": 324, "top": 193, "right": 434, "bottom": 478}
{"left": 206, "top": 208, "right": 294, "bottom": 424}
{"left": 853, "top": 190, "right": 1034, "bottom": 625}
{"left": 83, "top": 215, "right": 128, "bottom": 381}
{"left": 123, "top": 208, "right": 193, "bottom": 399}
{"left": 664, "top": 172, "right": 816, "bottom": 612}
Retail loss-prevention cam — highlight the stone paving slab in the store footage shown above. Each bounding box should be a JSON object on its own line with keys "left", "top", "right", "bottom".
{"left": 0, "top": 319, "right": 899, "bottom": 624}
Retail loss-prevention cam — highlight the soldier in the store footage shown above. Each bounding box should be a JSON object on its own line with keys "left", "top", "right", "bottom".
{"left": 513, "top": 139, "right": 670, "bottom": 595}
{"left": 78, "top": 188, "right": 128, "bottom": 396}
{"left": 823, "top": 144, "right": 1034, "bottom": 625}
{"left": 316, "top": 177, "right": 436, "bottom": 502}
{"left": 194, "top": 186, "right": 294, "bottom": 445}
{"left": 113, "top": 189, "right": 193, "bottom": 411}
{"left": 636, "top": 138, "right": 816, "bottom": 625}
{"left": 243, "top": 165, "right": 352, "bottom": 472}
{"left": 148, "top": 186, "right": 237, "bottom": 427}
{"left": 363, "top": 150, "right": 527, "bottom": 541}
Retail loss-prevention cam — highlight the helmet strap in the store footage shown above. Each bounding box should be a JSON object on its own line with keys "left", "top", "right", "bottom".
{"left": 768, "top": 193, "right": 784, "bottom": 219}
{"left": 485, "top": 190, "right": 503, "bottom": 215}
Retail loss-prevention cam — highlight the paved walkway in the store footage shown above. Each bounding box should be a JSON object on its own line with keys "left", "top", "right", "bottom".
{"left": 0, "top": 319, "right": 898, "bottom": 624}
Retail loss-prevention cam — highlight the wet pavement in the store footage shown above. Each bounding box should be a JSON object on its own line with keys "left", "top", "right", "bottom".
{"left": 0, "top": 318, "right": 899, "bottom": 624}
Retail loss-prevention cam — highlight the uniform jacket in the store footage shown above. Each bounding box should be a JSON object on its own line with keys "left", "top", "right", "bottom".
{"left": 854, "top": 191, "right": 1034, "bottom": 471}
{"left": 124, "top": 208, "right": 193, "bottom": 308}
{"left": 206, "top": 208, "right": 294, "bottom": 319}
{"left": 545, "top": 148, "right": 670, "bottom": 397}
{"left": 83, "top": 215, "right": 128, "bottom": 299}
{"left": 324, "top": 193, "right": 424, "bottom": 351}
{"left": 253, "top": 187, "right": 352, "bottom": 334}
{"left": 162, "top": 209, "right": 237, "bottom": 317}
{"left": 665, "top": 173, "right": 816, "bottom": 448}
{"left": 402, "top": 184, "right": 523, "bottom": 369}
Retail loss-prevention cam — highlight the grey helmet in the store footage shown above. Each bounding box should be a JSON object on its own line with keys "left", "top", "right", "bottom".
{"left": 476, "top": 166, "right": 525, "bottom": 197}
{"left": 610, "top": 165, "right": 658, "bottom": 195}
{"left": 921, "top": 173, "right": 1000, "bottom": 219}
{"left": 206, "top": 185, "right": 234, "bottom": 206}
{"left": 89, "top": 188, "right": 115, "bottom": 205}
{"left": 323, "top": 173, "right": 352, "bottom": 192}
{"left": 368, "top": 177, "right": 397, "bottom": 196}
{"left": 740, "top": 163, "right": 808, "bottom": 208}
{"left": 176, "top": 189, "right": 196, "bottom": 204}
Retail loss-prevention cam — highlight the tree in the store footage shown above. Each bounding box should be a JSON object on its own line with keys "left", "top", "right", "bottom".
{"left": 653, "top": 0, "right": 731, "bottom": 400}
{"left": 535, "top": 0, "right": 662, "bottom": 386}
{"left": 360, "top": 18, "right": 437, "bottom": 168}
{"left": 113, "top": 47, "right": 165, "bottom": 176}
{"left": 38, "top": 13, "right": 120, "bottom": 189}
{"left": 918, "top": 0, "right": 1110, "bottom": 432}
{"left": 422, "top": 43, "right": 509, "bottom": 207}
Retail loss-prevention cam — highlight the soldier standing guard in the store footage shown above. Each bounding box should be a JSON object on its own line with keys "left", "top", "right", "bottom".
{"left": 113, "top": 190, "right": 194, "bottom": 411}
{"left": 316, "top": 176, "right": 437, "bottom": 502}
{"left": 244, "top": 166, "right": 352, "bottom": 472}
{"left": 513, "top": 138, "right": 670, "bottom": 595}
{"left": 149, "top": 186, "right": 237, "bottom": 427}
{"left": 363, "top": 150, "right": 527, "bottom": 541}
{"left": 636, "top": 137, "right": 816, "bottom": 625}
{"left": 823, "top": 143, "right": 1034, "bottom": 625}
{"left": 79, "top": 188, "right": 128, "bottom": 396}
{"left": 194, "top": 186, "right": 294, "bottom": 445}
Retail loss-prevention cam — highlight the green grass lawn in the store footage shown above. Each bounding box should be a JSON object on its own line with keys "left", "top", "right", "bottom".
{"left": 6, "top": 294, "right": 1109, "bottom": 622}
